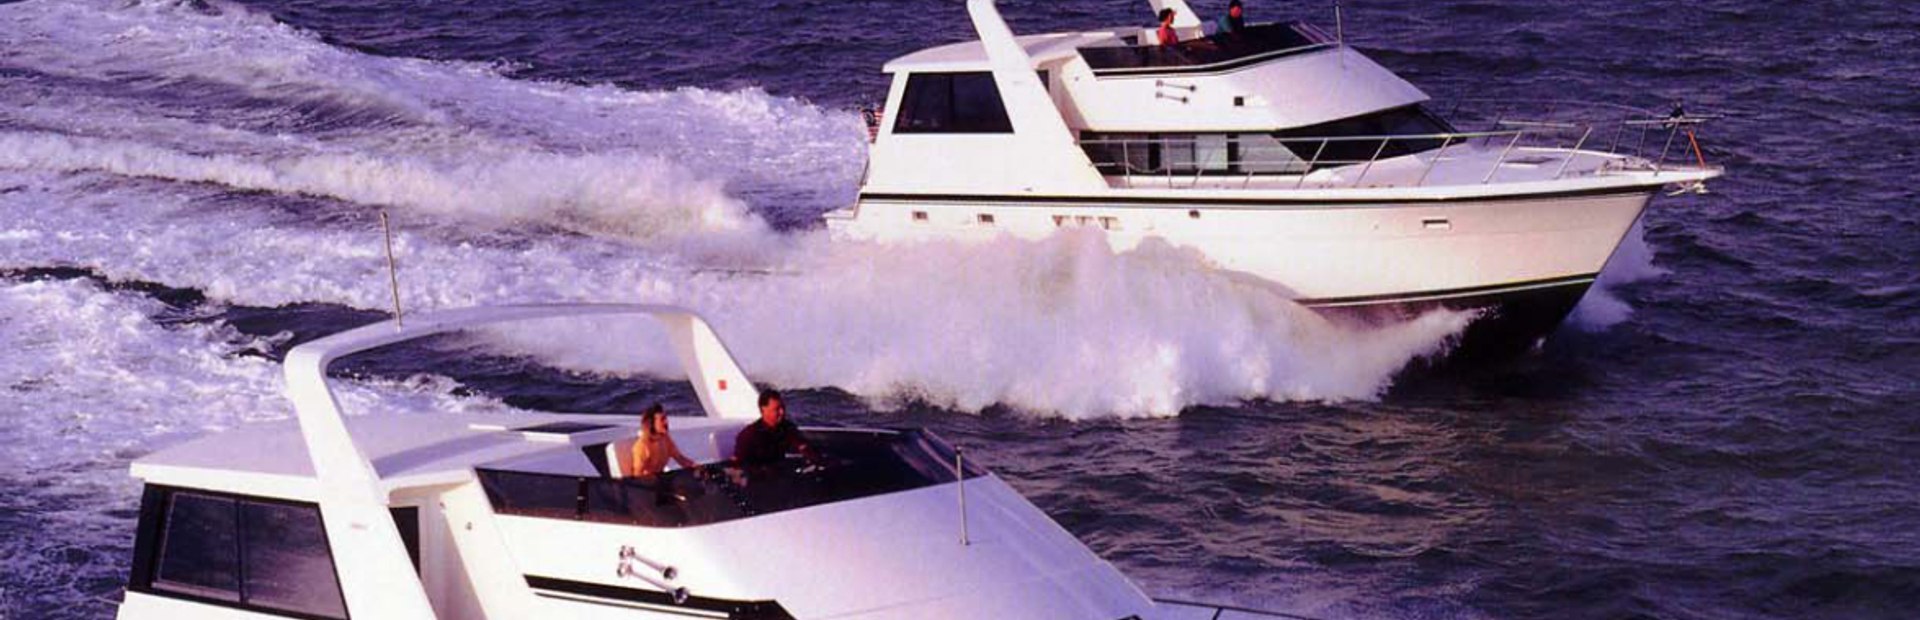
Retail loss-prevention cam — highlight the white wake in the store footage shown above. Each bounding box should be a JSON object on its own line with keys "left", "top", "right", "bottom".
{"left": 0, "top": 0, "right": 1471, "bottom": 419}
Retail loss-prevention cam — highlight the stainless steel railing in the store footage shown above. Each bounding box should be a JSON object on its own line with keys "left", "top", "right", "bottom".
{"left": 1076, "top": 103, "right": 1715, "bottom": 189}
{"left": 1153, "top": 597, "right": 1326, "bottom": 619}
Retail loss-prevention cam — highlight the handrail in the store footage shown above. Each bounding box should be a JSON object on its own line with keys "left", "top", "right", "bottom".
{"left": 1078, "top": 129, "right": 1521, "bottom": 146}
{"left": 1074, "top": 104, "right": 1717, "bottom": 188}
{"left": 1153, "top": 597, "right": 1326, "bottom": 619}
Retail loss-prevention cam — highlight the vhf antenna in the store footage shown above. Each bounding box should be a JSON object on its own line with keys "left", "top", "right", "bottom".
{"left": 1335, "top": 1, "right": 1347, "bottom": 70}
{"left": 379, "top": 211, "right": 404, "bottom": 327}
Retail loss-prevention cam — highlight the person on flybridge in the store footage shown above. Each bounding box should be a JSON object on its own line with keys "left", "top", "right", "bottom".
{"left": 732, "top": 389, "right": 821, "bottom": 469}
{"left": 1156, "top": 8, "right": 1180, "bottom": 45}
{"left": 630, "top": 403, "right": 699, "bottom": 480}
{"left": 1221, "top": 0, "right": 1247, "bottom": 34}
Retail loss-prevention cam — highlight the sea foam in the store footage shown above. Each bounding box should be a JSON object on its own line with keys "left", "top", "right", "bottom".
{"left": 0, "top": 0, "right": 1470, "bottom": 418}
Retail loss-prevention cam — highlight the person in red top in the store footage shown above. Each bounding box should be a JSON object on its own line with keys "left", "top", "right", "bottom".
{"left": 731, "top": 389, "right": 819, "bottom": 467}
{"left": 1156, "top": 8, "right": 1179, "bottom": 46}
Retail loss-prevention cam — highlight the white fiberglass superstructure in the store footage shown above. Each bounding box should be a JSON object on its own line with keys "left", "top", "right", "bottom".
{"left": 115, "top": 304, "right": 1299, "bottom": 620}
{"left": 827, "top": 0, "right": 1722, "bottom": 355}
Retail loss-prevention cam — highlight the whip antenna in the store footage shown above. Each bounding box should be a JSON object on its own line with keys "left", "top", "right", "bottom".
{"left": 1335, "top": 1, "right": 1347, "bottom": 70}
{"left": 379, "top": 211, "right": 404, "bottom": 327}
{"left": 956, "top": 446, "right": 970, "bottom": 547}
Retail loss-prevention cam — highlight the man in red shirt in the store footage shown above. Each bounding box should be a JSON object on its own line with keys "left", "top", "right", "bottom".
{"left": 1156, "top": 8, "right": 1179, "bottom": 46}
{"left": 732, "top": 389, "right": 819, "bottom": 467}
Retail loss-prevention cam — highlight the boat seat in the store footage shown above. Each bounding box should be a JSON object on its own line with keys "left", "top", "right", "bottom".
{"left": 605, "top": 438, "right": 635, "bottom": 479}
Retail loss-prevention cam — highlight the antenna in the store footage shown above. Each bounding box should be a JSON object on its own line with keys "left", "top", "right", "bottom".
{"left": 1335, "top": 1, "right": 1347, "bottom": 70}
{"left": 956, "top": 446, "right": 970, "bottom": 547}
{"left": 379, "top": 211, "right": 404, "bottom": 327}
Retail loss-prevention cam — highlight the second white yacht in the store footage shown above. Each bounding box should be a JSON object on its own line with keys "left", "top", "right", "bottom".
{"left": 827, "top": 0, "right": 1723, "bottom": 355}
{"left": 114, "top": 304, "right": 1307, "bottom": 619}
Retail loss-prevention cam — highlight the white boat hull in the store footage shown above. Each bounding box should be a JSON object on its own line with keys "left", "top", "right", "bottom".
{"left": 830, "top": 186, "right": 1657, "bottom": 355}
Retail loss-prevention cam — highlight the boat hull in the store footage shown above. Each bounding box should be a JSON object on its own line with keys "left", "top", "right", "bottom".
{"left": 831, "top": 187, "right": 1655, "bottom": 357}
{"left": 1305, "top": 273, "right": 1597, "bottom": 359}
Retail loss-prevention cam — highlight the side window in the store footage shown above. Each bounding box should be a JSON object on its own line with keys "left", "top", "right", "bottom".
{"left": 1080, "top": 132, "right": 1307, "bottom": 176}
{"left": 893, "top": 72, "right": 1014, "bottom": 134}
{"left": 243, "top": 501, "right": 349, "bottom": 618}
{"left": 152, "top": 492, "right": 241, "bottom": 601}
{"left": 134, "top": 487, "right": 349, "bottom": 619}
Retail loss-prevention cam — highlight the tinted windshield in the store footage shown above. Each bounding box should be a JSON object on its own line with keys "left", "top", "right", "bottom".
{"left": 1274, "top": 105, "right": 1456, "bottom": 164}
{"left": 1079, "top": 106, "right": 1457, "bottom": 176}
{"left": 478, "top": 429, "right": 984, "bottom": 528}
{"left": 1078, "top": 22, "right": 1331, "bottom": 76}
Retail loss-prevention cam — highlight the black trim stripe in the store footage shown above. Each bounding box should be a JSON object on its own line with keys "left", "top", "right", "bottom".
{"left": 1296, "top": 274, "right": 1598, "bottom": 308}
{"left": 1087, "top": 43, "right": 1335, "bottom": 78}
{"left": 858, "top": 186, "right": 1655, "bottom": 209}
{"left": 534, "top": 591, "right": 727, "bottom": 618}
{"left": 526, "top": 575, "right": 795, "bottom": 620}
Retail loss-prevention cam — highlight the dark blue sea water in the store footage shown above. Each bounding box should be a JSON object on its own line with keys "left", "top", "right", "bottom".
{"left": 2, "top": 1, "right": 1918, "bottom": 619}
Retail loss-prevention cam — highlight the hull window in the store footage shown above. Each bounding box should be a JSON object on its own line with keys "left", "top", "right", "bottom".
{"left": 893, "top": 72, "right": 1014, "bottom": 134}
{"left": 131, "top": 486, "right": 350, "bottom": 619}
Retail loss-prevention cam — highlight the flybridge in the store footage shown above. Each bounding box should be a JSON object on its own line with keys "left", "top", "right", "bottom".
{"left": 1076, "top": 20, "right": 1337, "bottom": 77}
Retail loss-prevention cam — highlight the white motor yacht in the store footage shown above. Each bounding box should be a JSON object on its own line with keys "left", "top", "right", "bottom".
{"left": 115, "top": 304, "right": 1303, "bottom": 619}
{"left": 826, "top": 0, "right": 1723, "bottom": 355}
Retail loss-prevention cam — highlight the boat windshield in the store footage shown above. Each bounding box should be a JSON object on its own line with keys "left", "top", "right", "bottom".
{"left": 476, "top": 429, "right": 985, "bottom": 528}
{"left": 1078, "top": 21, "right": 1332, "bottom": 76}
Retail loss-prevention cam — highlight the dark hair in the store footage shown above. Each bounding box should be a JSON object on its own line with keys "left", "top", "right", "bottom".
{"left": 1229, "top": 0, "right": 1242, "bottom": 7}
{"left": 641, "top": 403, "right": 664, "bottom": 426}
{"left": 757, "top": 389, "right": 782, "bottom": 408}
{"left": 1158, "top": 8, "right": 1174, "bottom": 21}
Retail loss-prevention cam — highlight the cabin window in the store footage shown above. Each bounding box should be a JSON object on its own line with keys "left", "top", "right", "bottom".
{"left": 1273, "top": 105, "right": 1455, "bottom": 165}
{"left": 243, "top": 501, "right": 349, "bottom": 617}
{"left": 1083, "top": 132, "right": 1307, "bottom": 176}
{"left": 152, "top": 492, "right": 242, "bottom": 602}
{"left": 1080, "top": 106, "right": 1453, "bottom": 176}
{"left": 133, "top": 487, "right": 349, "bottom": 619}
{"left": 1161, "top": 133, "right": 1233, "bottom": 173}
{"left": 392, "top": 506, "right": 422, "bottom": 573}
{"left": 893, "top": 72, "right": 1014, "bottom": 134}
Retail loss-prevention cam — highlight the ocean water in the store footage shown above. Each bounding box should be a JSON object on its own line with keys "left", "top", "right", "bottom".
{"left": 1, "top": 0, "right": 1917, "bottom": 618}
